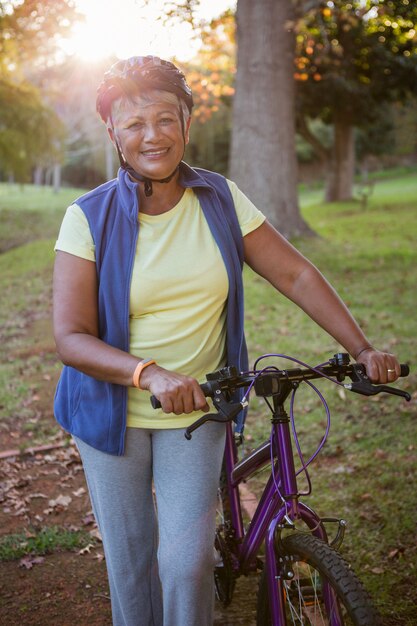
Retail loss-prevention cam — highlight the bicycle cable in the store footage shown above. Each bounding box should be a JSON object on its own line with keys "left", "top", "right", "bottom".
{"left": 246, "top": 353, "right": 345, "bottom": 501}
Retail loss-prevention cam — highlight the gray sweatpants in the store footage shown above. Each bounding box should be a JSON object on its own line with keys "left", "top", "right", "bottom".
{"left": 75, "top": 423, "right": 226, "bottom": 626}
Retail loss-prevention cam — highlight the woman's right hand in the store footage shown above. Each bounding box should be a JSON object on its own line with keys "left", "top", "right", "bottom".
{"left": 139, "top": 364, "right": 210, "bottom": 415}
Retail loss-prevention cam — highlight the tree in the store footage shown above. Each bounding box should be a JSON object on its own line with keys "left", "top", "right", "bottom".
{"left": 0, "top": 0, "right": 81, "bottom": 72}
{"left": 157, "top": 0, "right": 316, "bottom": 237}
{"left": 0, "top": 77, "right": 66, "bottom": 182}
{"left": 34, "top": 57, "right": 114, "bottom": 188}
{"left": 181, "top": 10, "right": 236, "bottom": 174}
{"left": 0, "top": 0, "right": 81, "bottom": 183}
{"left": 229, "top": 0, "right": 314, "bottom": 237}
{"left": 295, "top": 0, "right": 417, "bottom": 201}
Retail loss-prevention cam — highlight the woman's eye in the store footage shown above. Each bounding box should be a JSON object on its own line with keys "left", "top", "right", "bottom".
{"left": 160, "top": 117, "right": 175, "bottom": 125}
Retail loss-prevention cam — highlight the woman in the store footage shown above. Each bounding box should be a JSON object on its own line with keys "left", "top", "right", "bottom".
{"left": 53, "top": 56, "right": 400, "bottom": 626}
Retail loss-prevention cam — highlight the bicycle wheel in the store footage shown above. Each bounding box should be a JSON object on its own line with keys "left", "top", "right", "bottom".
{"left": 257, "top": 532, "right": 381, "bottom": 625}
{"left": 214, "top": 462, "right": 236, "bottom": 607}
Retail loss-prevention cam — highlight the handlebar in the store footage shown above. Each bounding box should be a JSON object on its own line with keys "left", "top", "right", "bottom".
{"left": 150, "top": 353, "right": 411, "bottom": 438}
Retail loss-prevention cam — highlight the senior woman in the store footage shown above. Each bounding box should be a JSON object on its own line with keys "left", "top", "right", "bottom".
{"left": 53, "top": 56, "right": 400, "bottom": 626}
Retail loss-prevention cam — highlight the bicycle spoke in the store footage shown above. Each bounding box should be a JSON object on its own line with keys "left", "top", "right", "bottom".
{"left": 282, "top": 560, "right": 356, "bottom": 625}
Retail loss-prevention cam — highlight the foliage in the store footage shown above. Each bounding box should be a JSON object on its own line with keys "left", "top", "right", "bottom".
{"left": 355, "top": 102, "right": 395, "bottom": 160}
{"left": 179, "top": 9, "right": 235, "bottom": 172}
{"left": 39, "top": 57, "right": 116, "bottom": 186}
{"left": 181, "top": 9, "right": 236, "bottom": 123}
{"left": 0, "top": 0, "right": 81, "bottom": 73}
{"left": 0, "top": 78, "right": 66, "bottom": 181}
{"left": 0, "top": 0, "right": 82, "bottom": 181}
{"left": 295, "top": 0, "right": 417, "bottom": 132}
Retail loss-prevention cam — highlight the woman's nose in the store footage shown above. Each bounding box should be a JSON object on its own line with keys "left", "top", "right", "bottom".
{"left": 143, "top": 122, "right": 160, "bottom": 141}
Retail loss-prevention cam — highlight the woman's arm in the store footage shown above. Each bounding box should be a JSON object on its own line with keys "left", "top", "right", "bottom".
{"left": 243, "top": 221, "right": 400, "bottom": 383}
{"left": 53, "top": 251, "right": 208, "bottom": 414}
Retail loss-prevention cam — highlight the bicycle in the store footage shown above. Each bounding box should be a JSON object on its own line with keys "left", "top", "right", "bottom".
{"left": 152, "top": 352, "right": 410, "bottom": 625}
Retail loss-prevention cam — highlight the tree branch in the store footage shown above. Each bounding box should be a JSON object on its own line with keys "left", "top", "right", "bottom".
{"left": 297, "top": 115, "right": 330, "bottom": 161}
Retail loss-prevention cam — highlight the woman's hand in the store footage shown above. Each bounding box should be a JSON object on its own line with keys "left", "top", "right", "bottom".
{"left": 356, "top": 347, "right": 401, "bottom": 384}
{"left": 139, "top": 364, "right": 210, "bottom": 415}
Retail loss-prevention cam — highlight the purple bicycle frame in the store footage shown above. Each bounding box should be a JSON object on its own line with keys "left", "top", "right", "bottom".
{"left": 222, "top": 417, "right": 346, "bottom": 626}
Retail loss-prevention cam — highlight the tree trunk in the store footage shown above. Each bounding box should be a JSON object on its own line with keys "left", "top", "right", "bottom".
{"left": 33, "top": 165, "right": 43, "bottom": 186}
{"left": 53, "top": 163, "right": 61, "bottom": 193}
{"left": 325, "top": 116, "right": 355, "bottom": 202}
{"left": 229, "top": 0, "right": 314, "bottom": 238}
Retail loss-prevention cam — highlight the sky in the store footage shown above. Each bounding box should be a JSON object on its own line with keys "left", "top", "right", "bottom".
{"left": 59, "top": 0, "right": 236, "bottom": 62}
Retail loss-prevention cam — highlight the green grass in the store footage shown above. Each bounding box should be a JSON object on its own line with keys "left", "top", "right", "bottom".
{"left": 0, "top": 183, "right": 85, "bottom": 252}
{"left": 0, "top": 526, "right": 93, "bottom": 561}
{"left": 0, "top": 173, "right": 416, "bottom": 622}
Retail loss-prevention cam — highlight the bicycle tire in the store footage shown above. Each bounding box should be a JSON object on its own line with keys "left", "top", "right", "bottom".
{"left": 257, "top": 532, "right": 382, "bottom": 625}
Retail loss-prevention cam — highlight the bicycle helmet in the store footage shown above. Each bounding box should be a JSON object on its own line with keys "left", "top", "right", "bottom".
{"left": 96, "top": 55, "right": 193, "bottom": 123}
{"left": 96, "top": 56, "right": 193, "bottom": 195}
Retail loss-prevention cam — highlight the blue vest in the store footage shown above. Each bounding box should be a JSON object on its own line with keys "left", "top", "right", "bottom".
{"left": 54, "top": 163, "right": 248, "bottom": 455}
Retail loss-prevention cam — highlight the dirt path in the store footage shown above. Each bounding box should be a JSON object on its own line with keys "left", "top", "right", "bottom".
{"left": 0, "top": 442, "right": 258, "bottom": 625}
{"left": 0, "top": 552, "right": 258, "bottom": 625}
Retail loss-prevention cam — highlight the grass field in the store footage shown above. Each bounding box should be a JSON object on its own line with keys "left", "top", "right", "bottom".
{"left": 0, "top": 173, "right": 416, "bottom": 624}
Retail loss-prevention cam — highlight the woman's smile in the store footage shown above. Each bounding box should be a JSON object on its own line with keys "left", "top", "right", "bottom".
{"left": 141, "top": 147, "right": 171, "bottom": 158}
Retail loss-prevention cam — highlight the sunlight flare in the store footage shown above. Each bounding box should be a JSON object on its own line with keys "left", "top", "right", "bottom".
{"left": 59, "top": 0, "right": 235, "bottom": 62}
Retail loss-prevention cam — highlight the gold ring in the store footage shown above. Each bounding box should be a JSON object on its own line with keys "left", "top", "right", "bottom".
{"left": 387, "top": 369, "right": 395, "bottom": 373}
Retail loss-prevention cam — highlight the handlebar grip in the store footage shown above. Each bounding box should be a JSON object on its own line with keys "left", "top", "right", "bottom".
{"left": 400, "top": 364, "right": 410, "bottom": 377}
{"left": 150, "top": 382, "right": 212, "bottom": 410}
{"left": 150, "top": 396, "right": 162, "bottom": 409}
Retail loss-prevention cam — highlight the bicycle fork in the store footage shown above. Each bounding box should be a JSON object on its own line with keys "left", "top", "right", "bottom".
{"left": 265, "top": 404, "right": 346, "bottom": 626}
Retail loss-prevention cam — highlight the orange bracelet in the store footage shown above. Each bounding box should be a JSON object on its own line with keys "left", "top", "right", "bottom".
{"left": 132, "top": 359, "right": 156, "bottom": 389}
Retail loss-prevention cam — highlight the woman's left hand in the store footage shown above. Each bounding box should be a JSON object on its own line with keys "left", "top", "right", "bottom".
{"left": 356, "top": 347, "right": 401, "bottom": 384}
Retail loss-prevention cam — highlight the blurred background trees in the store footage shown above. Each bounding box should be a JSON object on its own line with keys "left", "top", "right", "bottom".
{"left": 0, "top": 0, "right": 416, "bottom": 235}
{"left": 0, "top": 0, "right": 80, "bottom": 184}
{"left": 295, "top": 0, "right": 417, "bottom": 201}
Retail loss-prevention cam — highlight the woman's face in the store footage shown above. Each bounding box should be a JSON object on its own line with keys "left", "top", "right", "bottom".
{"left": 110, "top": 93, "right": 190, "bottom": 181}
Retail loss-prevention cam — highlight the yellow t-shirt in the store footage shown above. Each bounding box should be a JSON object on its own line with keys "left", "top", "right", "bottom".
{"left": 55, "top": 180, "right": 265, "bottom": 428}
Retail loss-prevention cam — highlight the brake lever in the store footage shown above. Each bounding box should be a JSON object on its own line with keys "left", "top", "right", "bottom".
{"left": 184, "top": 398, "right": 247, "bottom": 440}
{"left": 344, "top": 364, "right": 411, "bottom": 401}
{"left": 184, "top": 412, "right": 231, "bottom": 440}
{"left": 345, "top": 382, "right": 411, "bottom": 401}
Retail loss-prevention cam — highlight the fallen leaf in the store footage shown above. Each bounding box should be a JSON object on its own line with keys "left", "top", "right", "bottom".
{"left": 48, "top": 494, "right": 72, "bottom": 509}
{"left": 19, "top": 555, "right": 45, "bottom": 570}
{"left": 388, "top": 549, "right": 399, "bottom": 559}
{"left": 89, "top": 528, "right": 102, "bottom": 542}
{"left": 78, "top": 543, "right": 95, "bottom": 555}
{"left": 82, "top": 513, "right": 95, "bottom": 526}
{"left": 332, "top": 465, "right": 354, "bottom": 474}
{"left": 26, "top": 492, "right": 48, "bottom": 501}
{"left": 42, "top": 507, "right": 54, "bottom": 515}
{"left": 370, "top": 567, "right": 384, "bottom": 575}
